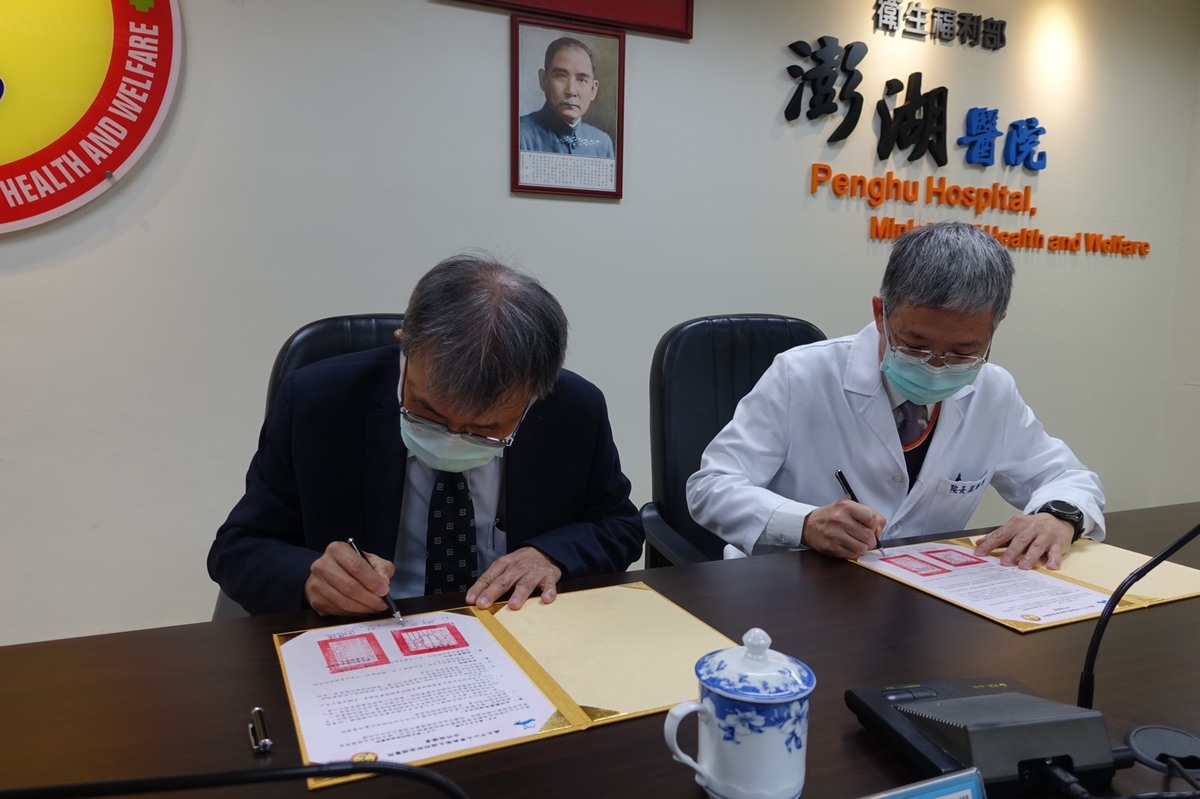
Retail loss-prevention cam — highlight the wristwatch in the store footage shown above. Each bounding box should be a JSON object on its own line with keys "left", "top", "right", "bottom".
{"left": 1034, "top": 500, "right": 1085, "bottom": 541}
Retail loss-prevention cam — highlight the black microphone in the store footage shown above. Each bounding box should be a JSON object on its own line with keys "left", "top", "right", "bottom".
{"left": 1077, "top": 519, "right": 1200, "bottom": 709}
{"left": 1075, "top": 518, "right": 1200, "bottom": 781}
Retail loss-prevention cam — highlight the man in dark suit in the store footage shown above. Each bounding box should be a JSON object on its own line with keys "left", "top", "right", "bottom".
{"left": 208, "top": 256, "right": 643, "bottom": 616}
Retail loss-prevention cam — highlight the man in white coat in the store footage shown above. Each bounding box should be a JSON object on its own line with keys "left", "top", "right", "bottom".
{"left": 687, "top": 221, "right": 1104, "bottom": 570}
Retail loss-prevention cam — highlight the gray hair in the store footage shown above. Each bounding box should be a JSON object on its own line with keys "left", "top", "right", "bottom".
{"left": 401, "top": 255, "right": 568, "bottom": 415}
{"left": 879, "top": 221, "right": 1014, "bottom": 328}
{"left": 544, "top": 37, "right": 597, "bottom": 74}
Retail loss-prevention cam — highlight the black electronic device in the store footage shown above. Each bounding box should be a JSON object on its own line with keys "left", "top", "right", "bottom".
{"left": 845, "top": 676, "right": 1126, "bottom": 797}
{"left": 849, "top": 518, "right": 1200, "bottom": 795}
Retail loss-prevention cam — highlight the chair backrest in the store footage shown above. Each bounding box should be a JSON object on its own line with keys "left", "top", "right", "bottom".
{"left": 263, "top": 313, "right": 406, "bottom": 414}
{"left": 213, "top": 313, "right": 406, "bottom": 621}
{"left": 648, "top": 314, "right": 826, "bottom": 561}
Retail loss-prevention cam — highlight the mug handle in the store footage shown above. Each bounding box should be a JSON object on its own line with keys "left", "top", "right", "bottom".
{"left": 663, "top": 701, "right": 711, "bottom": 786}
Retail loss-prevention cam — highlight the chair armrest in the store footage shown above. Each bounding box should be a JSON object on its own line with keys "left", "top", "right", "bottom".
{"left": 641, "top": 502, "right": 710, "bottom": 567}
{"left": 212, "top": 590, "right": 250, "bottom": 621}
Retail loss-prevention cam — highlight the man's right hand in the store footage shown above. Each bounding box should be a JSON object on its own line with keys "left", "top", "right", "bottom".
{"left": 801, "top": 499, "right": 886, "bottom": 559}
{"left": 304, "top": 541, "right": 396, "bottom": 616}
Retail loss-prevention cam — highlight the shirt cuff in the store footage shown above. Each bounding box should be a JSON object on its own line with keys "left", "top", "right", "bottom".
{"left": 760, "top": 501, "right": 813, "bottom": 549}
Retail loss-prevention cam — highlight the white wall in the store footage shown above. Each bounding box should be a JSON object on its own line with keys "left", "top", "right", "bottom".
{"left": 1159, "top": 8, "right": 1200, "bottom": 512}
{"left": 1, "top": 0, "right": 1197, "bottom": 645}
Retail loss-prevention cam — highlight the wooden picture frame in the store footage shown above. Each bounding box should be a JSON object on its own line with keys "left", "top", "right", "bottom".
{"left": 511, "top": 16, "right": 624, "bottom": 199}
{"left": 475, "top": 0, "right": 692, "bottom": 39}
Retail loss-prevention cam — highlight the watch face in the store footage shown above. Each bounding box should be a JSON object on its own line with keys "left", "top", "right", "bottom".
{"left": 1047, "top": 500, "right": 1082, "bottom": 519}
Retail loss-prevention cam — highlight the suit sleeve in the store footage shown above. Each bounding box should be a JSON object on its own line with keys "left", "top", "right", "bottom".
{"left": 516, "top": 378, "right": 644, "bottom": 578}
{"left": 207, "top": 376, "right": 321, "bottom": 615}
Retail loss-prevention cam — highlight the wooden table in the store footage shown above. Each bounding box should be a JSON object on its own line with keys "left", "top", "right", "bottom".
{"left": 2, "top": 503, "right": 1198, "bottom": 799}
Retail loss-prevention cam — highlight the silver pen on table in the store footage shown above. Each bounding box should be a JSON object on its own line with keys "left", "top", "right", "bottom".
{"left": 347, "top": 537, "right": 404, "bottom": 623}
{"left": 248, "top": 707, "right": 273, "bottom": 754}
{"left": 834, "top": 470, "right": 886, "bottom": 556}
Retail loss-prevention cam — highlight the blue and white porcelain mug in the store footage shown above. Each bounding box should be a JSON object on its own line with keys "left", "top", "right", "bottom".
{"left": 664, "top": 628, "right": 816, "bottom": 799}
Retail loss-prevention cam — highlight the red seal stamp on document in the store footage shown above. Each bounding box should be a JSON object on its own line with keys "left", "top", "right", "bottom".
{"left": 0, "top": 0, "right": 181, "bottom": 233}
{"left": 392, "top": 622, "right": 469, "bottom": 656}
{"left": 318, "top": 633, "right": 391, "bottom": 673}
{"left": 882, "top": 554, "right": 952, "bottom": 577}
{"left": 924, "top": 548, "right": 987, "bottom": 568}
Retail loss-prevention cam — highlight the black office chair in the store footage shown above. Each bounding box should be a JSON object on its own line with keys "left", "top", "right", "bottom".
{"left": 642, "top": 314, "right": 826, "bottom": 568}
{"left": 212, "top": 313, "right": 406, "bottom": 620}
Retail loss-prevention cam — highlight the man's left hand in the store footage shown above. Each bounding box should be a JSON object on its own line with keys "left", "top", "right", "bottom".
{"left": 466, "top": 547, "right": 562, "bottom": 610}
{"left": 973, "top": 513, "right": 1075, "bottom": 569}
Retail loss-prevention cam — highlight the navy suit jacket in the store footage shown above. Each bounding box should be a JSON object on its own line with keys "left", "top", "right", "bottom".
{"left": 208, "top": 345, "right": 643, "bottom": 614}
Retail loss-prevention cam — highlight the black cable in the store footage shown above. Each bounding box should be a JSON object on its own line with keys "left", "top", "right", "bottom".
{"left": 1077, "top": 520, "right": 1200, "bottom": 709}
{"left": 1039, "top": 761, "right": 1200, "bottom": 799}
{"left": 0, "top": 761, "right": 469, "bottom": 799}
{"left": 1043, "top": 763, "right": 1093, "bottom": 799}
{"left": 1167, "top": 757, "right": 1200, "bottom": 791}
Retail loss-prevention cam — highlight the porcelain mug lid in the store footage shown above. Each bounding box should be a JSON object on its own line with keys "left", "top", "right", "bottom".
{"left": 695, "top": 628, "right": 816, "bottom": 701}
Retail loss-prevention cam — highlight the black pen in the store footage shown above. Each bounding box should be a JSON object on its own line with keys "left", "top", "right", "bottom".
{"left": 834, "top": 470, "right": 885, "bottom": 555}
{"left": 347, "top": 538, "right": 404, "bottom": 623}
{"left": 834, "top": 469, "right": 859, "bottom": 502}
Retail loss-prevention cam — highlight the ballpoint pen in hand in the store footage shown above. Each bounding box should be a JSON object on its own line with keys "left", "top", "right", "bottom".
{"left": 834, "top": 469, "right": 858, "bottom": 502}
{"left": 347, "top": 538, "right": 404, "bottom": 623}
{"left": 834, "top": 470, "right": 886, "bottom": 556}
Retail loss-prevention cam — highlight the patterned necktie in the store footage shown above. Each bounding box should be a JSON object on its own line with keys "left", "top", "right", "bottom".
{"left": 425, "top": 471, "right": 477, "bottom": 595}
{"left": 897, "top": 401, "right": 924, "bottom": 446}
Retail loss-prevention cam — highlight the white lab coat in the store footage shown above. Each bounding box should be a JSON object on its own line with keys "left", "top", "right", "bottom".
{"left": 686, "top": 324, "right": 1106, "bottom": 555}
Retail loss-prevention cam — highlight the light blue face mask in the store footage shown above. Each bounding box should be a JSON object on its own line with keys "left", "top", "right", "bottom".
{"left": 880, "top": 347, "right": 982, "bottom": 405}
{"left": 400, "top": 415, "right": 504, "bottom": 473}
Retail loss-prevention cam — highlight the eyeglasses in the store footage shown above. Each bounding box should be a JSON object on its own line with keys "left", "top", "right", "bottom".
{"left": 398, "top": 404, "right": 522, "bottom": 449}
{"left": 882, "top": 315, "right": 989, "bottom": 373}
{"left": 399, "top": 358, "right": 529, "bottom": 448}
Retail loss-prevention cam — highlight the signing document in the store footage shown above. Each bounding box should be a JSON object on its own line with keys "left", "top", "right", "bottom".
{"left": 855, "top": 538, "right": 1200, "bottom": 633}
{"left": 275, "top": 583, "right": 735, "bottom": 785}
{"left": 278, "top": 611, "right": 557, "bottom": 767}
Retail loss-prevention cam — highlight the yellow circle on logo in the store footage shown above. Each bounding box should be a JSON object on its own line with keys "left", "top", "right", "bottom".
{"left": 0, "top": 0, "right": 113, "bottom": 163}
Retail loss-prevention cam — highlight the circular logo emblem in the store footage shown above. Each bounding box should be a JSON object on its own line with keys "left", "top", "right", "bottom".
{"left": 1020, "top": 614, "right": 1042, "bottom": 622}
{"left": 0, "top": 0, "right": 180, "bottom": 233}
{"left": 350, "top": 752, "right": 379, "bottom": 763}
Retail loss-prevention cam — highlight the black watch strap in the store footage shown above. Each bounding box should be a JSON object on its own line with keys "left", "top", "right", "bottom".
{"left": 1034, "top": 500, "right": 1085, "bottom": 542}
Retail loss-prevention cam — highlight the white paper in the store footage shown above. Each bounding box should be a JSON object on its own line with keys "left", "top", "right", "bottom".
{"left": 279, "top": 612, "right": 558, "bottom": 764}
{"left": 858, "top": 542, "right": 1112, "bottom": 626}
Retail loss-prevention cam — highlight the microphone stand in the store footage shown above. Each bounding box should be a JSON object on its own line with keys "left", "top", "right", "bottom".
{"left": 1077, "top": 519, "right": 1200, "bottom": 709}
{"left": 1076, "top": 519, "right": 1200, "bottom": 781}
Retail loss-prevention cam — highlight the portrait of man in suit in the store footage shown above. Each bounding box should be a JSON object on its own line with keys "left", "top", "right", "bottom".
{"left": 518, "top": 35, "right": 615, "bottom": 159}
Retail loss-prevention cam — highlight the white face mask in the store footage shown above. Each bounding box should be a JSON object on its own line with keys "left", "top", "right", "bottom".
{"left": 880, "top": 346, "right": 983, "bottom": 404}
{"left": 878, "top": 313, "right": 988, "bottom": 404}
{"left": 396, "top": 353, "right": 527, "bottom": 473}
{"left": 399, "top": 415, "right": 504, "bottom": 473}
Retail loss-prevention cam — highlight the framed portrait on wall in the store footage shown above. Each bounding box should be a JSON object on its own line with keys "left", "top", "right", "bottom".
{"left": 511, "top": 16, "right": 624, "bottom": 199}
